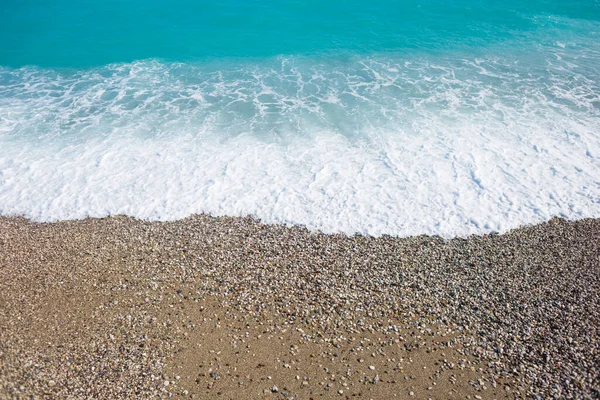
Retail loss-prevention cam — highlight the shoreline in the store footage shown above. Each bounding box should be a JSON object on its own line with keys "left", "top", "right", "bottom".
{"left": 0, "top": 211, "right": 593, "bottom": 240}
{"left": 0, "top": 215, "right": 598, "bottom": 398}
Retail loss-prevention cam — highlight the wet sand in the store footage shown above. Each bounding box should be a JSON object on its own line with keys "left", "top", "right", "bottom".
{"left": 0, "top": 215, "right": 598, "bottom": 399}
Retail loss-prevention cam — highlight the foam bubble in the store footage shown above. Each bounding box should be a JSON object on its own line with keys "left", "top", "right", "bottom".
{"left": 1, "top": 50, "right": 599, "bottom": 237}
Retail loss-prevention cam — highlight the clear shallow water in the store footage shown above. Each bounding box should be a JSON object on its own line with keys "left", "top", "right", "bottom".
{"left": 1, "top": 0, "right": 599, "bottom": 237}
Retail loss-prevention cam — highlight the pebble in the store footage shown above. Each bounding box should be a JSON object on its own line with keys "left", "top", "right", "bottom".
{"left": 1, "top": 216, "right": 598, "bottom": 400}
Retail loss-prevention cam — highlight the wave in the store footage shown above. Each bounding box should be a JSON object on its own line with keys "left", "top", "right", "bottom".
{"left": 1, "top": 50, "right": 599, "bottom": 237}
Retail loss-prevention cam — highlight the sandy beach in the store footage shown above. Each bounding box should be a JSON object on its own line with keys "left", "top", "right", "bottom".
{"left": 0, "top": 215, "right": 598, "bottom": 399}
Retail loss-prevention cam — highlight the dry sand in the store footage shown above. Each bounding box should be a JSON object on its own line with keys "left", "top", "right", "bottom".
{"left": 0, "top": 215, "right": 598, "bottom": 399}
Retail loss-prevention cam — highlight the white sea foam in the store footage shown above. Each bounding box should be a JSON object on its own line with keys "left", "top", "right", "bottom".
{"left": 0, "top": 51, "right": 599, "bottom": 237}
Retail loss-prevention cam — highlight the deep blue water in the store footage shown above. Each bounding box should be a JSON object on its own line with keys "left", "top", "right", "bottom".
{"left": 0, "top": 0, "right": 599, "bottom": 237}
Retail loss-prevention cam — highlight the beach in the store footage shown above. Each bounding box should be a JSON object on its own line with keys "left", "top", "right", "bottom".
{"left": 0, "top": 215, "right": 597, "bottom": 399}
{"left": 2, "top": 0, "right": 600, "bottom": 399}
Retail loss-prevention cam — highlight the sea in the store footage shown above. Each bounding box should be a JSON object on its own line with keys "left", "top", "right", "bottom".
{"left": 1, "top": 0, "right": 599, "bottom": 237}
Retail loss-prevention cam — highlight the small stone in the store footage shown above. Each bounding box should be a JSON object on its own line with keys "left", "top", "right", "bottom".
{"left": 48, "top": 380, "right": 56, "bottom": 387}
{"left": 369, "top": 365, "right": 376, "bottom": 370}
{"left": 271, "top": 385, "right": 278, "bottom": 393}
{"left": 164, "top": 380, "right": 170, "bottom": 386}
{"left": 409, "top": 391, "right": 414, "bottom": 396}
{"left": 338, "top": 389, "right": 344, "bottom": 395}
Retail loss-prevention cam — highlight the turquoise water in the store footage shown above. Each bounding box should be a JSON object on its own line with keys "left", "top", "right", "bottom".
{"left": 2, "top": 0, "right": 599, "bottom": 67}
{"left": 1, "top": 0, "right": 599, "bottom": 236}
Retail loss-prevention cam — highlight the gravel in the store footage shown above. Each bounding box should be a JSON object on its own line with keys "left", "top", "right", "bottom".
{"left": 0, "top": 215, "right": 598, "bottom": 399}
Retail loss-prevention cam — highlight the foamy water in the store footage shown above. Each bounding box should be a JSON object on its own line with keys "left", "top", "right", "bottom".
{"left": 1, "top": 45, "right": 599, "bottom": 237}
